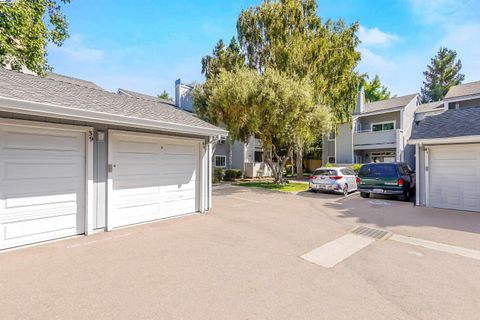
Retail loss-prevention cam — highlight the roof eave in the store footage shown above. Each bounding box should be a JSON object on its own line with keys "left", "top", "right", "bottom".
{"left": 409, "top": 135, "right": 480, "bottom": 145}
{"left": 353, "top": 106, "right": 403, "bottom": 118}
{"left": 0, "top": 96, "right": 228, "bottom": 137}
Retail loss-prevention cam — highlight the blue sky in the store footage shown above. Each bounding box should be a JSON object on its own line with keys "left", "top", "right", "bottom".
{"left": 48, "top": 0, "right": 480, "bottom": 98}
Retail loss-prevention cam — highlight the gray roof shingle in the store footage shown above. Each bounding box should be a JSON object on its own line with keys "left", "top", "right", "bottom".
{"left": 118, "top": 88, "right": 174, "bottom": 105}
{"left": 46, "top": 72, "right": 104, "bottom": 90}
{"left": 445, "top": 81, "right": 480, "bottom": 100}
{"left": 416, "top": 101, "right": 444, "bottom": 114}
{"left": 410, "top": 107, "right": 480, "bottom": 140}
{"left": 0, "top": 68, "right": 223, "bottom": 133}
{"left": 357, "top": 94, "right": 418, "bottom": 114}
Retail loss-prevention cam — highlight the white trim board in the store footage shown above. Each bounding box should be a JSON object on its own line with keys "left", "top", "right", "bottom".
{"left": 409, "top": 136, "right": 480, "bottom": 145}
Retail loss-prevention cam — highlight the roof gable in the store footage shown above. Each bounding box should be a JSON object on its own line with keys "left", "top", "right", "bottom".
{"left": 445, "top": 80, "right": 480, "bottom": 100}
{"left": 411, "top": 107, "right": 480, "bottom": 140}
{"left": 358, "top": 94, "right": 418, "bottom": 114}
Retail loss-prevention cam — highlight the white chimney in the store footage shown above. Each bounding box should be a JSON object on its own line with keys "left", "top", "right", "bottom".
{"left": 356, "top": 86, "right": 365, "bottom": 113}
{"left": 174, "top": 78, "right": 194, "bottom": 112}
{"left": 175, "top": 78, "right": 182, "bottom": 108}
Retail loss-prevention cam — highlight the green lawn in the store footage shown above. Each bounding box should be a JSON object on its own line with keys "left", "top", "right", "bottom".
{"left": 233, "top": 181, "right": 309, "bottom": 193}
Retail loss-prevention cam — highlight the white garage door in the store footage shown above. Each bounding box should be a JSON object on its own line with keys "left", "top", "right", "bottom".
{"left": 429, "top": 144, "right": 480, "bottom": 212}
{"left": 108, "top": 131, "right": 200, "bottom": 228}
{"left": 0, "top": 123, "right": 86, "bottom": 249}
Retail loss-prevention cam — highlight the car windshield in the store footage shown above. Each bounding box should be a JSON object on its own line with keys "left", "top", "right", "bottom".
{"left": 358, "top": 164, "right": 397, "bottom": 177}
{"left": 313, "top": 169, "right": 338, "bottom": 176}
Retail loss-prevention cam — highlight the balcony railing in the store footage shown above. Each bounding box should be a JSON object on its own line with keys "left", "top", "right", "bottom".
{"left": 353, "top": 129, "right": 398, "bottom": 150}
{"left": 254, "top": 138, "right": 263, "bottom": 149}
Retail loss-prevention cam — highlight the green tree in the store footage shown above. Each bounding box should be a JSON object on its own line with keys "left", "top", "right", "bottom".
{"left": 157, "top": 90, "right": 172, "bottom": 101}
{"left": 195, "top": 37, "right": 246, "bottom": 123}
{"left": 202, "top": 68, "right": 331, "bottom": 183}
{"left": 421, "top": 47, "right": 465, "bottom": 103}
{"left": 236, "top": 0, "right": 360, "bottom": 178}
{"left": 362, "top": 74, "right": 392, "bottom": 102}
{"left": 0, "top": 0, "right": 71, "bottom": 75}
{"left": 201, "top": 37, "right": 245, "bottom": 80}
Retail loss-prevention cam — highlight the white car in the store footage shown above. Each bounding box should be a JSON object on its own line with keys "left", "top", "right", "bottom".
{"left": 309, "top": 167, "right": 358, "bottom": 196}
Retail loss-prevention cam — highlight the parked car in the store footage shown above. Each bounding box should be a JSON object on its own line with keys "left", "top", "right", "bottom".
{"left": 356, "top": 162, "right": 415, "bottom": 201}
{"left": 309, "top": 167, "right": 358, "bottom": 196}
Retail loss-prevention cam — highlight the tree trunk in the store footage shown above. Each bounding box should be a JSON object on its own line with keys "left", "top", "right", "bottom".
{"left": 295, "top": 149, "right": 303, "bottom": 179}
{"left": 289, "top": 149, "right": 294, "bottom": 176}
{"left": 228, "top": 138, "right": 233, "bottom": 169}
{"left": 264, "top": 146, "right": 291, "bottom": 184}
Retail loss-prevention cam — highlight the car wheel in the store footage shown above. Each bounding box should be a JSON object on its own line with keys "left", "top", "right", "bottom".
{"left": 343, "top": 185, "right": 349, "bottom": 197}
{"left": 400, "top": 189, "right": 411, "bottom": 202}
{"left": 360, "top": 192, "right": 370, "bottom": 198}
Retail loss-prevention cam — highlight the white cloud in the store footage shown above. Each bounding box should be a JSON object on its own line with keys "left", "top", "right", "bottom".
{"left": 49, "top": 34, "right": 104, "bottom": 63}
{"left": 359, "top": 48, "right": 398, "bottom": 73}
{"left": 408, "top": 0, "right": 477, "bottom": 24}
{"left": 439, "top": 23, "right": 480, "bottom": 83}
{"left": 408, "top": 0, "right": 480, "bottom": 82}
{"left": 358, "top": 26, "right": 399, "bottom": 47}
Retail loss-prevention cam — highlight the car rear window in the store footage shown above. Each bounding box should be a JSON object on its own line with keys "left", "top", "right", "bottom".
{"left": 313, "top": 169, "right": 337, "bottom": 176}
{"left": 358, "top": 164, "right": 398, "bottom": 177}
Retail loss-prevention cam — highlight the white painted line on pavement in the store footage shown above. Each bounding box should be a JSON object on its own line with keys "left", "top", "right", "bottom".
{"left": 390, "top": 234, "right": 480, "bottom": 261}
{"left": 301, "top": 234, "right": 375, "bottom": 268}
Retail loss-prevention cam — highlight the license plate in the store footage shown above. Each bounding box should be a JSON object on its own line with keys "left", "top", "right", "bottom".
{"left": 373, "top": 189, "right": 384, "bottom": 194}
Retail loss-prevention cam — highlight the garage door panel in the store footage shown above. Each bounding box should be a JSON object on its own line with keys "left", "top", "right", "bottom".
{"left": 109, "top": 132, "right": 200, "bottom": 228}
{"left": 0, "top": 124, "right": 86, "bottom": 249}
{"left": 114, "top": 162, "right": 160, "bottom": 177}
{"left": 429, "top": 144, "right": 480, "bottom": 212}
{"left": 113, "top": 177, "right": 163, "bottom": 190}
{"left": 3, "top": 213, "right": 77, "bottom": 239}
{"left": 115, "top": 140, "right": 161, "bottom": 155}
{"left": 4, "top": 161, "right": 82, "bottom": 180}
{"left": 3, "top": 129, "right": 84, "bottom": 152}
{"left": 164, "top": 144, "right": 196, "bottom": 155}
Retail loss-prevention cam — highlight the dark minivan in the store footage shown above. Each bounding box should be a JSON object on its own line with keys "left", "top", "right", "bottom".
{"left": 356, "top": 162, "right": 415, "bottom": 201}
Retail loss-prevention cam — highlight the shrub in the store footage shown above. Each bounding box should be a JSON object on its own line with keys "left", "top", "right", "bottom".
{"left": 325, "top": 162, "right": 333, "bottom": 168}
{"left": 213, "top": 168, "right": 224, "bottom": 183}
{"left": 224, "top": 169, "right": 243, "bottom": 181}
{"left": 235, "top": 170, "right": 243, "bottom": 179}
{"left": 351, "top": 163, "right": 363, "bottom": 173}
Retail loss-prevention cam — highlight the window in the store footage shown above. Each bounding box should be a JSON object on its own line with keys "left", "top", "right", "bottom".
{"left": 358, "top": 164, "right": 398, "bottom": 177}
{"left": 328, "top": 131, "right": 336, "bottom": 140}
{"left": 218, "top": 138, "right": 226, "bottom": 144}
{"left": 214, "top": 155, "right": 226, "bottom": 168}
{"left": 341, "top": 168, "right": 356, "bottom": 176}
{"left": 328, "top": 156, "right": 335, "bottom": 164}
{"left": 372, "top": 121, "right": 395, "bottom": 132}
{"left": 254, "top": 151, "right": 263, "bottom": 163}
{"left": 313, "top": 169, "right": 338, "bottom": 176}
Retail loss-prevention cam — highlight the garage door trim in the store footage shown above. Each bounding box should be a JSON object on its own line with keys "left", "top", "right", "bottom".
{"left": 0, "top": 117, "right": 95, "bottom": 239}
{"left": 425, "top": 144, "right": 480, "bottom": 212}
{"left": 106, "top": 129, "right": 206, "bottom": 231}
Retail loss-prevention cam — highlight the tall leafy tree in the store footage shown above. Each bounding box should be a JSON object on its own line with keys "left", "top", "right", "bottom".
{"left": 236, "top": 0, "right": 361, "bottom": 177}
{"left": 362, "top": 74, "right": 392, "bottom": 102}
{"left": 195, "top": 37, "right": 245, "bottom": 123}
{"left": 421, "top": 47, "right": 465, "bottom": 103}
{"left": 201, "top": 37, "right": 245, "bottom": 80}
{"left": 0, "top": 0, "right": 71, "bottom": 75}
{"left": 201, "top": 68, "right": 331, "bottom": 183}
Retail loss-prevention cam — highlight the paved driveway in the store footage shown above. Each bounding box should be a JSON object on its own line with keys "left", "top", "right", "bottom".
{"left": 1, "top": 186, "right": 480, "bottom": 319}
